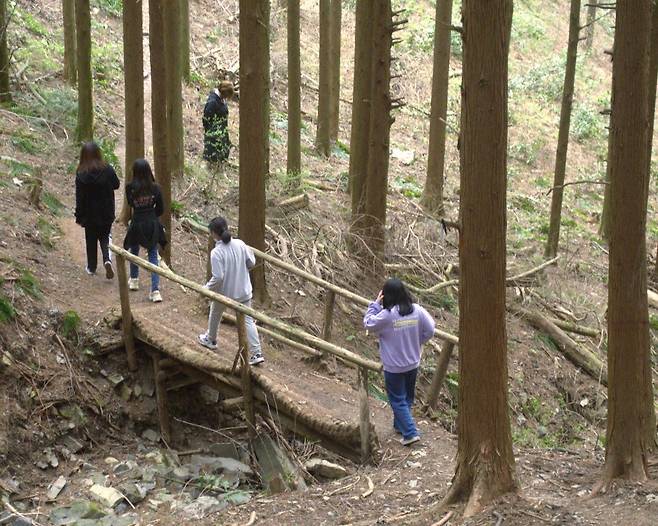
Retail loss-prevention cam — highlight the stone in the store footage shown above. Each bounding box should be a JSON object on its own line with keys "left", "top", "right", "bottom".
{"left": 89, "top": 484, "right": 125, "bottom": 508}
{"left": 119, "top": 384, "right": 132, "bottom": 401}
{"left": 182, "top": 496, "right": 226, "bottom": 520}
{"left": 117, "top": 482, "right": 145, "bottom": 505}
{"left": 390, "top": 148, "right": 416, "bottom": 165}
{"left": 104, "top": 457, "right": 119, "bottom": 465}
{"left": 47, "top": 476, "right": 67, "bottom": 500}
{"left": 253, "top": 435, "right": 307, "bottom": 493}
{"left": 0, "top": 478, "right": 19, "bottom": 494}
{"left": 0, "top": 511, "right": 14, "bottom": 525}
{"left": 189, "top": 455, "right": 253, "bottom": 478}
{"left": 141, "top": 429, "right": 161, "bottom": 443}
{"left": 304, "top": 459, "right": 348, "bottom": 480}
{"left": 208, "top": 442, "right": 242, "bottom": 462}
{"left": 537, "top": 425, "right": 548, "bottom": 438}
{"left": 199, "top": 385, "right": 220, "bottom": 404}
{"left": 107, "top": 373, "right": 125, "bottom": 387}
{"left": 49, "top": 501, "right": 106, "bottom": 526}
{"left": 224, "top": 491, "right": 251, "bottom": 506}
{"left": 10, "top": 518, "right": 31, "bottom": 526}
{"left": 133, "top": 384, "right": 143, "bottom": 398}
{"left": 141, "top": 378, "right": 155, "bottom": 397}
{"left": 171, "top": 466, "right": 192, "bottom": 483}
{"left": 112, "top": 460, "right": 140, "bottom": 478}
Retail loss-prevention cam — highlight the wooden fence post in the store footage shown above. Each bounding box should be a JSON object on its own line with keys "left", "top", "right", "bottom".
{"left": 237, "top": 311, "right": 256, "bottom": 440}
{"left": 153, "top": 353, "right": 172, "bottom": 443}
{"left": 116, "top": 253, "right": 137, "bottom": 371}
{"left": 206, "top": 234, "right": 214, "bottom": 281}
{"left": 425, "top": 341, "right": 455, "bottom": 411}
{"left": 359, "top": 366, "right": 371, "bottom": 462}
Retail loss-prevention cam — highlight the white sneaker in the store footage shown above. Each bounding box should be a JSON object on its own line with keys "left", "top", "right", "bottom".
{"left": 400, "top": 435, "right": 421, "bottom": 446}
{"left": 149, "top": 290, "right": 163, "bottom": 303}
{"left": 85, "top": 267, "right": 95, "bottom": 276}
{"left": 128, "top": 278, "right": 139, "bottom": 291}
{"left": 249, "top": 353, "right": 265, "bottom": 366}
{"left": 104, "top": 261, "right": 114, "bottom": 280}
{"left": 198, "top": 333, "right": 217, "bottom": 350}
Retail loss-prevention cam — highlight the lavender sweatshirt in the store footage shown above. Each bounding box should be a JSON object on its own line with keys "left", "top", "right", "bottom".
{"left": 363, "top": 302, "right": 435, "bottom": 373}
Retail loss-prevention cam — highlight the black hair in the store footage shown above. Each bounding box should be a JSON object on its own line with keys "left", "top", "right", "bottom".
{"left": 77, "top": 141, "right": 107, "bottom": 173}
{"left": 209, "top": 216, "right": 232, "bottom": 244}
{"left": 382, "top": 278, "right": 415, "bottom": 316}
{"left": 131, "top": 159, "right": 156, "bottom": 197}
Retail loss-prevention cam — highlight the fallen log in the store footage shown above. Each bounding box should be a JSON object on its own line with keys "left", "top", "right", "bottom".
{"left": 549, "top": 318, "right": 599, "bottom": 338}
{"left": 424, "top": 341, "right": 456, "bottom": 411}
{"left": 508, "top": 305, "right": 607, "bottom": 386}
{"left": 276, "top": 193, "right": 309, "bottom": 212}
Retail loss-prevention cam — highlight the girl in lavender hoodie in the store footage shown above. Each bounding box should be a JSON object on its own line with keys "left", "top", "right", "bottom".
{"left": 364, "top": 279, "right": 435, "bottom": 445}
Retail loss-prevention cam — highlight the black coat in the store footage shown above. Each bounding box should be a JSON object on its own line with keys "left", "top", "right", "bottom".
{"left": 75, "top": 165, "right": 120, "bottom": 228}
{"left": 123, "top": 182, "right": 167, "bottom": 251}
{"left": 203, "top": 91, "right": 230, "bottom": 162}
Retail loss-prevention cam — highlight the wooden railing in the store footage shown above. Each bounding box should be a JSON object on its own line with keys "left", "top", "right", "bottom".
{"left": 109, "top": 243, "right": 380, "bottom": 461}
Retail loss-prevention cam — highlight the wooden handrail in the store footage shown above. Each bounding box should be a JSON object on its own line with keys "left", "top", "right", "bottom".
{"left": 109, "top": 244, "right": 382, "bottom": 372}
{"left": 181, "top": 217, "right": 459, "bottom": 345}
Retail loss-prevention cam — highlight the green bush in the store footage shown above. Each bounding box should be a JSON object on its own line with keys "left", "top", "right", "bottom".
{"left": 61, "top": 310, "right": 81, "bottom": 339}
{"left": 96, "top": 137, "right": 122, "bottom": 176}
{"left": 509, "top": 137, "right": 545, "bottom": 166}
{"left": 93, "top": 0, "right": 123, "bottom": 17}
{"left": 17, "top": 269, "right": 42, "bottom": 298}
{"left": 37, "top": 217, "right": 61, "bottom": 249}
{"left": 510, "top": 56, "right": 565, "bottom": 102}
{"left": 571, "top": 104, "right": 602, "bottom": 143}
{"left": 0, "top": 296, "right": 16, "bottom": 323}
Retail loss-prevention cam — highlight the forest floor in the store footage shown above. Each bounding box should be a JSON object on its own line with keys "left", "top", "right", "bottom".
{"left": 1, "top": 0, "right": 658, "bottom": 525}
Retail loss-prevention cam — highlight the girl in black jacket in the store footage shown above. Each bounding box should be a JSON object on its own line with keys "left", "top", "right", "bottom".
{"left": 123, "top": 159, "right": 166, "bottom": 303}
{"left": 202, "top": 81, "right": 234, "bottom": 163}
{"left": 74, "top": 142, "right": 120, "bottom": 278}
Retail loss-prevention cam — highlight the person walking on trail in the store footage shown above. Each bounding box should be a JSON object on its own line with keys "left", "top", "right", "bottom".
{"left": 74, "top": 141, "right": 120, "bottom": 279}
{"left": 364, "top": 279, "right": 435, "bottom": 446}
{"left": 198, "top": 216, "right": 265, "bottom": 366}
{"left": 202, "top": 80, "right": 234, "bottom": 164}
{"left": 122, "top": 159, "right": 167, "bottom": 303}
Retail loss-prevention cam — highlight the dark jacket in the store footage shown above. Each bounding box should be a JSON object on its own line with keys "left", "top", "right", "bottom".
{"left": 123, "top": 182, "right": 167, "bottom": 251}
{"left": 75, "top": 165, "right": 120, "bottom": 227}
{"left": 203, "top": 91, "right": 230, "bottom": 162}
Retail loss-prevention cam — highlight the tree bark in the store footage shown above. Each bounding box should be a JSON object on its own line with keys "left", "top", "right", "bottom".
{"left": 348, "top": 0, "right": 373, "bottom": 220}
{"left": 148, "top": 0, "right": 171, "bottom": 263}
{"left": 75, "top": 0, "right": 93, "bottom": 141}
{"left": 421, "top": 0, "right": 453, "bottom": 216}
{"left": 287, "top": 0, "right": 301, "bottom": 178}
{"left": 239, "top": 0, "right": 270, "bottom": 304}
{"left": 599, "top": 106, "right": 613, "bottom": 240}
{"left": 0, "top": 0, "right": 9, "bottom": 103}
{"left": 316, "top": 0, "right": 331, "bottom": 156}
{"left": 600, "top": 0, "right": 654, "bottom": 487}
{"left": 329, "top": 0, "right": 341, "bottom": 144}
{"left": 646, "top": 2, "right": 658, "bottom": 284}
{"left": 163, "top": 0, "right": 184, "bottom": 184}
{"left": 181, "top": 0, "right": 190, "bottom": 83}
{"left": 545, "top": 0, "right": 581, "bottom": 258}
{"left": 585, "top": 1, "right": 597, "bottom": 51}
{"left": 442, "top": 0, "right": 517, "bottom": 515}
{"left": 118, "top": 0, "right": 144, "bottom": 225}
{"left": 63, "top": 0, "right": 77, "bottom": 86}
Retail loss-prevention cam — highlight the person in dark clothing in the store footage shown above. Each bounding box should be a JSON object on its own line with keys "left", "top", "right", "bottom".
{"left": 123, "top": 159, "right": 166, "bottom": 303}
{"left": 74, "top": 141, "right": 120, "bottom": 278}
{"left": 203, "top": 80, "right": 234, "bottom": 163}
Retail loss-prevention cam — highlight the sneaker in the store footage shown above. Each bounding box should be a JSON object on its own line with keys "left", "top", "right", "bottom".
{"left": 149, "top": 290, "right": 163, "bottom": 303}
{"left": 104, "top": 261, "right": 115, "bottom": 279}
{"left": 400, "top": 435, "right": 421, "bottom": 446}
{"left": 128, "top": 278, "right": 139, "bottom": 291}
{"left": 198, "top": 333, "right": 217, "bottom": 350}
{"left": 85, "top": 267, "right": 95, "bottom": 275}
{"left": 249, "top": 353, "right": 265, "bottom": 366}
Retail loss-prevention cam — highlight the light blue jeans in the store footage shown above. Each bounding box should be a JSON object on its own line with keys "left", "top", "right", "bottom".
{"left": 384, "top": 368, "right": 419, "bottom": 440}
{"left": 129, "top": 245, "right": 160, "bottom": 292}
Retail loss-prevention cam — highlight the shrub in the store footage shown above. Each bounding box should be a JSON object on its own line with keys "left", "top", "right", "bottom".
{"left": 61, "top": 310, "right": 81, "bottom": 339}
{"left": 0, "top": 296, "right": 16, "bottom": 323}
{"left": 571, "top": 104, "right": 602, "bottom": 143}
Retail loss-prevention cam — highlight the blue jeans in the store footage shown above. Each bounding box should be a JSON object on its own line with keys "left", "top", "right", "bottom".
{"left": 384, "top": 368, "right": 419, "bottom": 440}
{"left": 129, "top": 245, "right": 160, "bottom": 292}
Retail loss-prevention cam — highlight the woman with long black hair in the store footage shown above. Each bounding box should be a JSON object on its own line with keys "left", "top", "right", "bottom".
{"left": 364, "top": 278, "right": 435, "bottom": 446}
{"left": 74, "top": 141, "right": 120, "bottom": 278}
{"left": 122, "top": 159, "right": 166, "bottom": 303}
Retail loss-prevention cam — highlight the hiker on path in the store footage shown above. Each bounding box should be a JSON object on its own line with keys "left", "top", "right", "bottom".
{"left": 198, "top": 216, "right": 264, "bottom": 366}
{"left": 364, "top": 278, "right": 435, "bottom": 446}
{"left": 123, "top": 159, "right": 166, "bottom": 303}
{"left": 74, "top": 141, "right": 120, "bottom": 279}
{"left": 202, "top": 80, "right": 234, "bottom": 164}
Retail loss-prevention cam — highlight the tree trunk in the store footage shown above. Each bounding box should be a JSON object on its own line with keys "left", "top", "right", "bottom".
{"left": 316, "top": 0, "right": 331, "bottom": 156}
{"left": 239, "top": 0, "right": 270, "bottom": 304}
{"left": 442, "top": 0, "right": 517, "bottom": 516}
{"left": 75, "top": 0, "right": 93, "bottom": 141}
{"left": 181, "top": 0, "right": 190, "bottom": 83}
{"left": 163, "top": 0, "right": 184, "bottom": 183}
{"left": 328, "top": 0, "right": 341, "bottom": 144}
{"left": 118, "top": 0, "right": 144, "bottom": 225}
{"left": 646, "top": 2, "right": 658, "bottom": 284}
{"left": 545, "top": 0, "right": 581, "bottom": 258}
{"left": 348, "top": 0, "right": 373, "bottom": 219}
{"left": 421, "top": 0, "right": 453, "bottom": 216}
{"left": 148, "top": 0, "right": 171, "bottom": 263}
{"left": 362, "top": 0, "right": 393, "bottom": 262}
{"left": 0, "top": 0, "right": 9, "bottom": 103}
{"left": 600, "top": 0, "right": 654, "bottom": 487}
{"left": 287, "top": 0, "right": 301, "bottom": 178}
{"left": 63, "top": 0, "right": 77, "bottom": 86}
{"left": 599, "top": 107, "right": 613, "bottom": 240}
{"left": 585, "top": 1, "right": 597, "bottom": 51}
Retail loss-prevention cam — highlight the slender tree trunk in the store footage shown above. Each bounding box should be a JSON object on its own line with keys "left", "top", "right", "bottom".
{"left": 647, "top": 3, "right": 658, "bottom": 285}
{"left": 585, "top": 1, "right": 597, "bottom": 51}
{"left": 0, "top": 0, "right": 10, "bottom": 103}
{"left": 599, "top": 0, "right": 654, "bottom": 488}
{"left": 149, "top": 0, "right": 171, "bottom": 263}
{"left": 181, "top": 0, "right": 190, "bottom": 83}
{"left": 348, "top": 0, "right": 373, "bottom": 220}
{"left": 316, "top": 0, "right": 331, "bottom": 156}
{"left": 599, "top": 107, "right": 613, "bottom": 240}
{"left": 239, "top": 0, "right": 270, "bottom": 304}
{"left": 118, "top": 0, "right": 144, "bottom": 225}
{"left": 63, "top": 0, "right": 77, "bottom": 86}
{"left": 163, "top": 0, "right": 184, "bottom": 183}
{"left": 442, "top": 0, "right": 517, "bottom": 516}
{"left": 545, "top": 0, "right": 581, "bottom": 258}
{"left": 328, "top": 0, "right": 341, "bottom": 144}
{"left": 287, "top": 0, "right": 301, "bottom": 178}
{"left": 361, "top": 0, "right": 393, "bottom": 262}
{"left": 421, "top": 0, "right": 453, "bottom": 216}
{"left": 75, "top": 0, "right": 93, "bottom": 141}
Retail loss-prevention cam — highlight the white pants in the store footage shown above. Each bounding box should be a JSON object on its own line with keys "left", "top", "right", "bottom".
{"left": 207, "top": 297, "right": 262, "bottom": 355}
